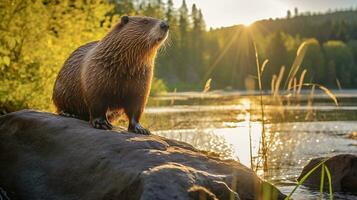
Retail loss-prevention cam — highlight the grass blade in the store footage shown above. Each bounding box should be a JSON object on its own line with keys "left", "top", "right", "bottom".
{"left": 261, "top": 59, "right": 269, "bottom": 74}
{"left": 305, "top": 85, "right": 316, "bottom": 120}
{"left": 170, "top": 88, "right": 177, "bottom": 105}
{"left": 302, "top": 83, "right": 338, "bottom": 106}
{"left": 318, "top": 85, "right": 338, "bottom": 106}
{"left": 203, "top": 78, "right": 212, "bottom": 93}
{"left": 320, "top": 163, "right": 325, "bottom": 199}
{"left": 285, "top": 160, "right": 326, "bottom": 200}
{"left": 336, "top": 78, "right": 342, "bottom": 90}
{"left": 274, "top": 66, "right": 285, "bottom": 97}
{"left": 287, "top": 78, "right": 293, "bottom": 93}
{"left": 254, "top": 42, "right": 262, "bottom": 90}
{"left": 284, "top": 39, "right": 317, "bottom": 89}
{"left": 271, "top": 75, "right": 277, "bottom": 95}
{"left": 297, "top": 69, "right": 307, "bottom": 96}
{"left": 324, "top": 165, "right": 334, "bottom": 200}
{"left": 293, "top": 78, "right": 297, "bottom": 97}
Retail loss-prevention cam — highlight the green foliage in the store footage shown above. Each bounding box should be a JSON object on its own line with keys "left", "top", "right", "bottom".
{"left": 0, "top": 0, "right": 113, "bottom": 111}
{"left": 150, "top": 78, "right": 168, "bottom": 96}
{"left": 347, "top": 40, "right": 357, "bottom": 63}
{"left": 323, "top": 40, "right": 357, "bottom": 87}
{"left": 263, "top": 32, "right": 289, "bottom": 87}
{"left": 2, "top": 0, "right": 357, "bottom": 112}
{"left": 301, "top": 39, "right": 325, "bottom": 83}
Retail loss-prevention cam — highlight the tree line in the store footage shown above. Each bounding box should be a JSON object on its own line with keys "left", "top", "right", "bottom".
{"left": 1, "top": 0, "right": 357, "bottom": 112}
{"left": 108, "top": 1, "right": 357, "bottom": 90}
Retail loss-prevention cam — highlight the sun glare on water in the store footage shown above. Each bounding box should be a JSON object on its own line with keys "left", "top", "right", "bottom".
{"left": 219, "top": 120, "right": 263, "bottom": 167}
{"left": 154, "top": 98, "right": 264, "bottom": 168}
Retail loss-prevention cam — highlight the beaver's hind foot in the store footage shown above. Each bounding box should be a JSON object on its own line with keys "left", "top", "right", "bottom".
{"left": 91, "top": 117, "right": 113, "bottom": 130}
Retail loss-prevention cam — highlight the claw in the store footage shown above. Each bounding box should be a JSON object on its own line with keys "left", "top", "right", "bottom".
{"left": 128, "top": 123, "right": 151, "bottom": 135}
{"left": 91, "top": 117, "right": 113, "bottom": 130}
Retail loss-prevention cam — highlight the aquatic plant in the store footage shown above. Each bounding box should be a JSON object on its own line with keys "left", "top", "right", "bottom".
{"left": 285, "top": 159, "right": 333, "bottom": 200}
{"left": 253, "top": 39, "right": 337, "bottom": 199}
{"left": 252, "top": 38, "right": 338, "bottom": 173}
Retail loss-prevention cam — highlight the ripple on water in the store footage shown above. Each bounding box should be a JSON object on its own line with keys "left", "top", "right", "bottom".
{"left": 154, "top": 121, "right": 357, "bottom": 199}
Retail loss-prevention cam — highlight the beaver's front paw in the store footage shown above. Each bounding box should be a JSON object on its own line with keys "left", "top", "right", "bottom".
{"left": 91, "top": 117, "right": 113, "bottom": 130}
{"left": 128, "top": 123, "right": 151, "bottom": 135}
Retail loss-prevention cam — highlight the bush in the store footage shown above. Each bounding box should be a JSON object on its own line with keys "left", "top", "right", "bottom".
{"left": 150, "top": 78, "right": 168, "bottom": 96}
{"left": 0, "top": 1, "right": 113, "bottom": 112}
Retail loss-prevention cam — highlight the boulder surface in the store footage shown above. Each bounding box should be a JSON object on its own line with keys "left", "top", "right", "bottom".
{"left": 0, "top": 110, "right": 285, "bottom": 200}
{"left": 298, "top": 154, "right": 357, "bottom": 193}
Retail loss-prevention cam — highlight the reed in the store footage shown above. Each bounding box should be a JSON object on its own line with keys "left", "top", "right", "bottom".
{"left": 253, "top": 42, "right": 268, "bottom": 172}
{"left": 252, "top": 39, "right": 338, "bottom": 199}
{"left": 203, "top": 78, "right": 212, "bottom": 93}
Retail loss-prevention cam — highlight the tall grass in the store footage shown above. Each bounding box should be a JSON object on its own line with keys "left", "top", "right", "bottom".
{"left": 252, "top": 39, "right": 337, "bottom": 199}
{"left": 252, "top": 39, "right": 339, "bottom": 173}
{"left": 254, "top": 43, "right": 268, "bottom": 172}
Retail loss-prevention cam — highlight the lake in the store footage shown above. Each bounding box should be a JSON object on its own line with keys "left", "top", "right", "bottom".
{"left": 138, "top": 90, "right": 357, "bottom": 199}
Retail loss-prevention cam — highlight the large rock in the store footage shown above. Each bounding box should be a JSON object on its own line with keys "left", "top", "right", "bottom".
{"left": 0, "top": 110, "right": 285, "bottom": 200}
{"left": 298, "top": 154, "right": 357, "bottom": 193}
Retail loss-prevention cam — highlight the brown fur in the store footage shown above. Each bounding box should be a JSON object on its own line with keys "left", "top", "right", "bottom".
{"left": 53, "top": 16, "right": 169, "bottom": 134}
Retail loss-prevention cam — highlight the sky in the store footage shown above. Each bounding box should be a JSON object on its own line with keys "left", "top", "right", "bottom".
{"left": 172, "top": 0, "right": 357, "bottom": 28}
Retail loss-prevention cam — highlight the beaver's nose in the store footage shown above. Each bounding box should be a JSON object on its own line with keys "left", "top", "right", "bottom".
{"left": 160, "top": 21, "right": 169, "bottom": 31}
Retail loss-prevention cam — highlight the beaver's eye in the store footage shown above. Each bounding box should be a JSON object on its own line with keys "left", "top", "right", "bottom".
{"left": 142, "top": 19, "right": 149, "bottom": 24}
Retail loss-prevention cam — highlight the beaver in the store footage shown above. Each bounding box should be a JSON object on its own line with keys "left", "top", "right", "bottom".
{"left": 52, "top": 16, "right": 169, "bottom": 135}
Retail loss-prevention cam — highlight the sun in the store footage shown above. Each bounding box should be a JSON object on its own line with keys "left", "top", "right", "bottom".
{"left": 241, "top": 20, "right": 255, "bottom": 27}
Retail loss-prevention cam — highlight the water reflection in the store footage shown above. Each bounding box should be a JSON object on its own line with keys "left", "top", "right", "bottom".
{"left": 153, "top": 120, "right": 357, "bottom": 198}
{"left": 154, "top": 98, "right": 264, "bottom": 167}
{"left": 142, "top": 91, "right": 357, "bottom": 199}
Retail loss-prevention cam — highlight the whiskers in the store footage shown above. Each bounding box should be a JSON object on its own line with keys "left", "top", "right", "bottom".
{"left": 158, "top": 34, "right": 172, "bottom": 54}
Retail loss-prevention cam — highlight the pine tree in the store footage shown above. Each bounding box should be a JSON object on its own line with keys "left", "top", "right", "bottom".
{"left": 107, "top": 0, "right": 135, "bottom": 19}
{"left": 190, "top": 5, "right": 206, "bottom": 76}
{"left": 177, "top": 0, "right": 192, "bottom": 81}
{"left": 198, "top": 9, "right": 206, "bottom": 31}
{"left": 155, "top": 0, "right": 178, "bottom": 83}
{"left": 179, "top": 0, "right": 189, "bottom": 44}
{"left": 165, "top": 0, "right": 175, "bottom": 23}
{"left": 151, "top": 0, "right": 165, "bottom": 18}
{"left": 294, "top": 7, "right": 299, "bottom": 16}
{"left": 287, "top": 10, "right": 291, "bottom": 19}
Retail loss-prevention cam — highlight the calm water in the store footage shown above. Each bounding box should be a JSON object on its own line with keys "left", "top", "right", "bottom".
{"left": 140, "top": 90, "right": 357, "bottom": 199}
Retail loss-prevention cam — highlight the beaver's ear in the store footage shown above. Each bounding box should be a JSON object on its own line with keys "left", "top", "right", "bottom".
{"left": 121, "top": 16, "right": 129, "bottom": 25}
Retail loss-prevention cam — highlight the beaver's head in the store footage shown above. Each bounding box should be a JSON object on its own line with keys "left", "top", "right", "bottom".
{"left": 96, "top": 16, "right": 169, "bottom": 67}
{"left": 116, "top": 16, "right": 169, "bottom": 49}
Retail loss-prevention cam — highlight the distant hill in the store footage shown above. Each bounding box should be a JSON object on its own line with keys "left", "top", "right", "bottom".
{"left": 253, "top": 9, "right": 357, "bottom": 42}
{"left": 202, "top": 9, "right": 357, "bottom": 89}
